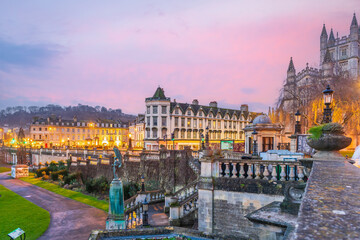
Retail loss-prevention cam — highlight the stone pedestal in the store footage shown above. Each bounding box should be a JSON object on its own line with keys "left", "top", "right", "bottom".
{"left": 106, "top": 179, "right": 126, "bottom": 230}
{"left": 289, "top": 135, "right": 297, "bottom": 153}
{"left": 11, "top": 165, "right": 29, "bottom": 178}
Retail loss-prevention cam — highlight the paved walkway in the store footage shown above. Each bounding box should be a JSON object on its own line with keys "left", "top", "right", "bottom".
{"left": 0, "top": 172, "right": 107, "bottom": 240}
{"left": 148, "top": 203, "right": 169, "bottom": 226}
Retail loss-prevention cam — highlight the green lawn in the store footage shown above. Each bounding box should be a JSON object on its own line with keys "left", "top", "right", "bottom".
{"left": 0, "top": 184, "right": 50, "bottom": 240}
{"left": 0, "top": 167, "right": 11, "bottom": 173}
{"left": 20, "top": 176, "right": 108, "bottom": 212}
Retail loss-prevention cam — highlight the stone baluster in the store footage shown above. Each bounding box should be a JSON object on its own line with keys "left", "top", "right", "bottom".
{"left": 271, "top": 164, "right": 278, "bottom": 181}
{"left": 263, "top": 163, "right": 270, "bottom": 180}
{"left": 255, "top": 164, "right": 261, "bottom": 179}
{"left": 297, "top": 165, "right": 304, "bottom": 181}
{"left": 225, "top": 162, "right": 230, "bottom": 177}
{"left": 289, "top": 164, "right": 295, "bottom": 181}
{"left": 280, "top": 164, "right": 286, "bottom": 181}
{"left": 231, "top": 163, "right": 237, "bottom": 178}
{"left": 248, "top": 163, "right": 253, "bottom": 179}
{"left": 239, "top": 163, "right": 245, "bottom": 178}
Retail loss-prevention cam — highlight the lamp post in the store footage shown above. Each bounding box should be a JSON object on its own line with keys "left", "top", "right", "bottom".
{"left": 200, "top": 133, "right": 205, "bottom": 150}
{"left": 142, "top": 198, "right": 149, "bottom": 226}
{"left": 205, "top": 126, "right": 209, "bottom": 149}
{"left": 252, "top": 129, "right": 258, "bottom": 156}
{"left": 322, "top": 85, "right": 334, "bottom": 123}
{"left": 294, "top": 110, "right": 301, "bottom": 134}
{"left": 141, "top": 175, "right": 145, "bottom": 192}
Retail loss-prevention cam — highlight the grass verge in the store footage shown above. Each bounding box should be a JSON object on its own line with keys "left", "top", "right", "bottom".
{"left": 0, "top": 167, "right": 11, "bottom": 173}
{"left": 20, "top": 176, "right": 108, "bottom": 212}
{"left": 0, "top": 184, "right": 50, "bottom": 240}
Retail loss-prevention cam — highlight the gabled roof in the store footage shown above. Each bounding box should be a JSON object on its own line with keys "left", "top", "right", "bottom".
{"left": 170, "top": 101, "right": 257, "bottom": 121}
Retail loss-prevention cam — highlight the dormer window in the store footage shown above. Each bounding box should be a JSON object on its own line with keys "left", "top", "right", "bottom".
{"left": 187, "top": 110, "right": 191, "bottom": 116}
{"left": 175, "top": 108, "right": 179, "bottom": 114}
{"left": 199, "top": 112, "right": 203, "bottom": 117}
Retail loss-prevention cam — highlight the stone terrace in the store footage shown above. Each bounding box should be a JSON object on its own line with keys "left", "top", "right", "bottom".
{"left": 293, "top": 160, "right": 360, "bottom": 240}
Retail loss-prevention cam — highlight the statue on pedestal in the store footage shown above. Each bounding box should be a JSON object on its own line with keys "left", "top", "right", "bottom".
{"left": 106, "top": 147, "right": 126, "bottom": 230}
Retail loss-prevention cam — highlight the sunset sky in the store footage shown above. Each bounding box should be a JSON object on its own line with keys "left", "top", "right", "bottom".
{"left": 0, "top": 1, "right": 359, "bottom": 114}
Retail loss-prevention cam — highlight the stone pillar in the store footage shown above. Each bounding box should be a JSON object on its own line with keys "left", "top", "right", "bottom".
{"left": 289, "top": 135, "right": 297, "bottom": 153}
{"left": 198, "top": 150, "right": 216, "bottom": 234}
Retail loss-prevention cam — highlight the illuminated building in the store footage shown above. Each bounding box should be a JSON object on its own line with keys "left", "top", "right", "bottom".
{"left": 129, "top": 114, "right": 145, "bottom": 149}
{"left": 29, "top": 116, "right": 129, "bottom": 148}
{"left": 144, "top": 87, "right": 260, "bottom": 151}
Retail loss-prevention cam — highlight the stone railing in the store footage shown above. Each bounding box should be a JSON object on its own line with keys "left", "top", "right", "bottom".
{"left": 169, "top": 180, "right": 199, "bottom": 226}
{"left": 124, "top": 189, "right": 165, "bottom": 228}
{"left": 222, "top": 151, "right": 246, "bottom": 160}
{"left": 217, "top": 159, "right": 305, "bottom": 182}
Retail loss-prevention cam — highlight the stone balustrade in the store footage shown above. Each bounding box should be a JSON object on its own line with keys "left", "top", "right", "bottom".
{"left": 217, "top": 159, "right": 305, "bottom": 182}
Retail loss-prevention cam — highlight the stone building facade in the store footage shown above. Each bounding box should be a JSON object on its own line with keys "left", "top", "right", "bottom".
{"left": 30, "top": 116, "right": 129, "bottom": 148}
{"left": 144, "top": 87, "right": 259, "bottom": 151}
{"left": 128, "top": 114, "right": 145, "bottom": 149}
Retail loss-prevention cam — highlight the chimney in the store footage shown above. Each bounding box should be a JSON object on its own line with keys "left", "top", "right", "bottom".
{"left": 209, "top": 101, "right": 217, "bottom": 108}
{"left": 192, "top": 99, "right": 199, "bottom": 105}
{"left": 58, "top": 116, "right": 62, "bottom": 122}
{"left": 73, "top": 115, "right": 77, "bottom": 122}
{"left": 240, "top": 104, "right": 248, "bottom": 112}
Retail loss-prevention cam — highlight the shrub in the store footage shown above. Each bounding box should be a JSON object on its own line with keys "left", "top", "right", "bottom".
{"left": 64, "top": 172, "right": 82, "bottom": 185}
{"left": 66, "top": 158, "right": 72, "bottom": 170}
{"left": 42, "top": 175, "right": 50, "bottom": 180}
{"left": 36, "top": 167, "right": 49, "bottom": 178}
{"left": 58, "top": 161, "right": 66, "bottom": 170}
{"left": 48, "top": 161, "right": 58, "bottom": 172}
{"left": 45, "top": 162, "right": 49, "bottom": 167}
{"left": 51, "top": 172, "right": 59, "bottom": 181}
{"left": 123, "top": 182, "right": 140, "bottom": 200}
{"left": 85, "top": 176, "right": 110, "bottom": 194}
{"left": 308, "top": 123, "right": 345, "bottom": 140}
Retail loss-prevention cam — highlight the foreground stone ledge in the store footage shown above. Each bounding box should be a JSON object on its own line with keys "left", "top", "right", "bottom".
{"left": 293, "top": 160, "right": 360, "bottom": 240}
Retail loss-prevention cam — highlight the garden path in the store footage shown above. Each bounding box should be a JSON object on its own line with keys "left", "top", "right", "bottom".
{"left": 0, "top": 172, "right": 107, "bottom": 240}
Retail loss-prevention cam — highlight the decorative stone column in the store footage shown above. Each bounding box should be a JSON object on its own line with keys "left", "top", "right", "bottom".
{"left": 289, "top": 135, "right": 297, "bottom": 153}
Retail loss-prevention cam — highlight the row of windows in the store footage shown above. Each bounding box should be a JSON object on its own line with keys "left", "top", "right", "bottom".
{"left": 34, "top": 122, "right": 126, "bottom": 128}
{"left": 33, "top": 134, "right": 125, "bottom": 141}
{"left": 146, "top": 116, "right": 247, "bottom": 130}
{"left": 32, "top": 127, "right": 127, "bottom": 135}
{"left": 146, "top": 130, "right": 244, "bottom": 139}
{"left": 147, "top": 105, "right": 168, "bottom": 114}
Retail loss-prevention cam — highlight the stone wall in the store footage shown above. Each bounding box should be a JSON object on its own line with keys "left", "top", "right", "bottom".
{"left": 198, "top": 177, "right": 286, "bottom": 239}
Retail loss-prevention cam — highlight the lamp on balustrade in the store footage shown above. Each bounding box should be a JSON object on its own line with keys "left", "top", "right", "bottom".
{"left": 322, "top": 85, "right": 334, "bottom": 123}
{"left": 205, "top": 126, "right": 209, "bottom": 148}
{"left": 294, "top": 110, "right": 301, "bottom": 134}
{"left": 252, "top": 129, "right": 258, "bottom": 156}
{"left": 142, "top": 198, "right": 149, "bottom": 226}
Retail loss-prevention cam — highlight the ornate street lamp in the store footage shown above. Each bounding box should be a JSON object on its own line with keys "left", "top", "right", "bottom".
{"left": 205, "top": 126, "right": 209, "bottom": 148}
{"left": 141, "top": 175, "right": 145, "bottom": 192}
{"left": 294, "top": 110, "right": 301, "bottom": 134}
{"left": 252, "top": 129, "right": 258, "bottom": 156}
{"left": 322, "top": 85, "right": 334, "bottom": 123}
{"left": 142, "top": 198, "right": 149, "bottom": 226}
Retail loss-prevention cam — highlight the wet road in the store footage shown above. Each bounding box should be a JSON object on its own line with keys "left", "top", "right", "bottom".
{"left": 0, "top": 172, "right": 107, "bottom": 240}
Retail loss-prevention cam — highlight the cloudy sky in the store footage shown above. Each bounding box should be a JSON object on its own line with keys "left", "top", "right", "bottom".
{"left": 0, "top": 1, "right": 358, "bottom": 114}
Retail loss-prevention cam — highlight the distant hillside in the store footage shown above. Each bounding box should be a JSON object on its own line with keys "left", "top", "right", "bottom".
{"left": 0, "top": 104, "right": 137, "bottom": 128}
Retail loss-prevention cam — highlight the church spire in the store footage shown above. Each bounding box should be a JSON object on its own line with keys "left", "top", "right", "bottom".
{"left": 351, "top": 13, "right": 358, "bottom": 28}
{"left": 287, "top": 57, "right": 295, "bottom": 73}
{"left": 321, "top": 24, "right": 328, "bottom": 38}
{"left": 328, "top": 28, "right": 335, "bottom": 44}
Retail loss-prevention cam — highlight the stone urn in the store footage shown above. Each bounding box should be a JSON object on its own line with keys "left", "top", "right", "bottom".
{"left": 307, "top": 123, "right": 351, "bottom": 160}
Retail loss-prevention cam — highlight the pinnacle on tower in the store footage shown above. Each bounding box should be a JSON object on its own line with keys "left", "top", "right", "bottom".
{"left": 323, "top": 49, "right": 332, "bottom": 63}
{"left": 321, "top": 24, "right": 328, "bottom": 37}
{"left": 329, "top": 28, "right": 335, "bottom": 42}
{"left": 351, "top": 13, "right": 358, "bottom": 27}
{"left": 287, "top": 57, "right": 295, "bottom": 72}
